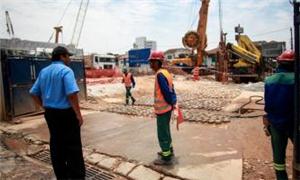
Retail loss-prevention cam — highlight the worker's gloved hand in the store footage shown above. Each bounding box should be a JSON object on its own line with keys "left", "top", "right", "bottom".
{"left": 173, "top": 104, "right": 179, "bottom": 118}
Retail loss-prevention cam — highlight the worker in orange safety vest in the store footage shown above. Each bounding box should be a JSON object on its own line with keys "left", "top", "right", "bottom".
{"left": 149, "top": 51, "right": 177, "bottom": 165}
{"left": 122, "top": 68, "right": 136, "bottom": 105}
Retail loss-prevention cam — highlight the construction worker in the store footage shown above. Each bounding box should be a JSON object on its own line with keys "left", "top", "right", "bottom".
{"left": 122, "top": 68, "right": 136, "bottom": 105}
{"left": 149, "top": 51, "right": 177, "bottom": 165}
{"left": 264, "top": 50, "right": 295, "bottom": 180}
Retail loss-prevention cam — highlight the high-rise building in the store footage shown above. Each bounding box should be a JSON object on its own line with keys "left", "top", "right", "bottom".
{"left": 133, "top": 37, "right": 157, "bottom": 50}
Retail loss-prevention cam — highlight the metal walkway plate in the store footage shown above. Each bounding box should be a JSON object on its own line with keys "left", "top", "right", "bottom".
{"left": 29, "top": 150, "right": 121, "bottom": 180}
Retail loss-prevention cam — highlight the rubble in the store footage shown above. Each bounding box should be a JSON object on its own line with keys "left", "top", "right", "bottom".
{"left": 80, "top": 76, "right": 249, "bottom": 124}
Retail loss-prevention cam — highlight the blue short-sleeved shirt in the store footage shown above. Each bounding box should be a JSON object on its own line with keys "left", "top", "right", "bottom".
{"left": 29, "top": 61, "right": 79, "bottom": 109}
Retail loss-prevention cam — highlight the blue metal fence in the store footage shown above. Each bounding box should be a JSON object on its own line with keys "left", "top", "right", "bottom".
{"left": 1, "top": 53, "right": 86, "bottom": 120}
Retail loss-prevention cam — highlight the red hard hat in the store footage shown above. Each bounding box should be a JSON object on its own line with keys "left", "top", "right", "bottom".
{"left": 149, "top": 51, "right": 165, "bottom": 62}
{"left": 277, "top": 50, "right": 294, "bottom": 62}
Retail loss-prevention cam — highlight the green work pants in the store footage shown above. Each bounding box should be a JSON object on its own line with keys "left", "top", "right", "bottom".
{"left": 125, "top": 87, "right": 135, "bottom": 104}
{"left": 156, "top": 111, "right": 172, "bottom": 157}
{"left": 270, "top": 125, "right": 294, "bottom": 180}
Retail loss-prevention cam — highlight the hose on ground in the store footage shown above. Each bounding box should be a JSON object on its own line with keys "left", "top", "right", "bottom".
{"left": 231, "top": 95, "right": 265, "bottom": 118}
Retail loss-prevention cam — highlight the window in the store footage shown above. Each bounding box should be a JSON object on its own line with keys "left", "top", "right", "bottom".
{"left": 167, "top": 55, "right": 173, "bottom": 60}
{"left": 99, "top": 58, "right": 114, "bottom": 62}
{"left": 104, "top": 65, "right": 113, "bottom": 69}
{"left": 95, "top": 56, "right": 99, "bottom": 63}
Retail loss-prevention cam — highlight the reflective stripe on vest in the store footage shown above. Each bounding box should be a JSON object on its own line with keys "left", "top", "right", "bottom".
{"left": 154, "top": 69, "right": 173, "bottom": 115}
{"left": 274, "top": 163, "right": 286, "bottom": 171}
{"left": 123, "top": 73, "right": 132, "bottom": 87}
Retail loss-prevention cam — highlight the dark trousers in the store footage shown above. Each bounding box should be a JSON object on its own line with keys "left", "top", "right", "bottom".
{"left": 44, "top": 108, "right": 85, "bottom": 180}
{"left": 156, "top": 111, "right": 172, "bottom": 157}
{"left": 270, "top": 125, "right": 294, "bottom": 180}
{"left": 125, "top": 87, "right": 135, "bottom": 104}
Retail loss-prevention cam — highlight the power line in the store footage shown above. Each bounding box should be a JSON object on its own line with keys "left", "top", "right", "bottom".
{"left": 189, "top": 0, "right": 199, "bottom": 30}
{"left": 251, "top": 27, "right": 290, "bottom": 37}
{"left": 48, "top": 0, "right": 73, "bottom": 43}
{"left": 57, "top": 0, "right": 73, "bottom": 26}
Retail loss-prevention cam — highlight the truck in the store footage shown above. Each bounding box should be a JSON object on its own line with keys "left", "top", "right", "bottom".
{"left": 226, "top": 34, "right": 264, "bottom": 83}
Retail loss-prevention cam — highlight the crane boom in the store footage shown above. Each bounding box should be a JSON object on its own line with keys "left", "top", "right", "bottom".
{"left": 5, "top": 11, "right": 15, "bottom": 38}
{"left": 70, "top": 0, "right": 89, "bottom": 47}
{"left": 196, "top": 0, "right": 210, "bottom": 66}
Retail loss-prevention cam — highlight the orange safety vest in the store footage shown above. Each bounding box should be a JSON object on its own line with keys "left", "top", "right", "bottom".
{"left": 154, "top": 69, "right": 173, "bottom": 115}
{"left": 123, "top": 73, "right": 132, "bottom": 87}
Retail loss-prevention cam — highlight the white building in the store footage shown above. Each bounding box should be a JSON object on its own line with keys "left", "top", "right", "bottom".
{"left": 133, "top": 37, "right": 157, "bottom": 51}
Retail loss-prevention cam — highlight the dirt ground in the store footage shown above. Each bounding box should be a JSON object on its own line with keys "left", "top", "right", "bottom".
{"left": 83, "top": 75, "right": 293, "bottom": 180}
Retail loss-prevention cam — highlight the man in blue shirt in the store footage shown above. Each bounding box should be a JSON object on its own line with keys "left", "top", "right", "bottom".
{"left": 149, "top": 51, "right": 177, "bottom": 165}
{"left": 264, "top": 50, "right": 295, "bottom": 180}
{"left": 30, "top": 46, "right": 85, "bottom": 179}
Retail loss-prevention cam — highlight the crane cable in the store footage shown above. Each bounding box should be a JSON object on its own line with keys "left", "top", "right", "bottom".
{"left": 48, "top": 0, "right": 73, "bottom": 43}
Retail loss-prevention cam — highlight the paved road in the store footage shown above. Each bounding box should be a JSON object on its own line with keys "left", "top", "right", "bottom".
{"left": 13, "top": 111, "right": 243, "bottom": 180}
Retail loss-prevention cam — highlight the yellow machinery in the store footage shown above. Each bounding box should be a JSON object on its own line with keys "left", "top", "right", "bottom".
{"left": 171, "top": 57, "right": 193, "bottom": 67}
{"left": 227, "top": 34, "right": 263, "bottom": 82}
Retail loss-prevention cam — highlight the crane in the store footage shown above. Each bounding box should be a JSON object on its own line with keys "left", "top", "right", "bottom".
{"left": 54, "top": 26, "right": 63, "bottom": 44}
{"left": 70, "top": 0, "right": 89, "bottom": 47}
{"left": 196, "top": 0, "right": 210, "bottom": 67}
{"left": 5, "top": 11, "right": 15, "bottom": 38}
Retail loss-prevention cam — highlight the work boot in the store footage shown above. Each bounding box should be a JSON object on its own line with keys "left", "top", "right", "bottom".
{"left": 275, "top": 170, "right": 288, "bottom": 180}
{"left": 132, "top": 98, "right": 136, "bottom": 105}
{"left": 153, "top": 156, "right": 172, "bottom": 166}
{"left": 157, "top": 147, "right": 174, "bottom": 157}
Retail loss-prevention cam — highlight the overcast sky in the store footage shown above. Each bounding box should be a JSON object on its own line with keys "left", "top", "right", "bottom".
{"left": 0, "top": 0, "right": 293, "bottom": 54}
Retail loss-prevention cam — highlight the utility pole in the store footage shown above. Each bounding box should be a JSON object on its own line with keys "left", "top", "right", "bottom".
{"left": 293, "top": 1, "right": 300, "bottom": 179}
{"left": 196, "top": 0, "right": 210, "bottom": 67}
{"left": 54, "top": 26, "right": 63, "bottom": 44}
{"left": 291, "top": 27, "right": 294, "bottom": 51}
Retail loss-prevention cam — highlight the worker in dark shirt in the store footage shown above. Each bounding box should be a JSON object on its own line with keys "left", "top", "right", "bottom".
{"left": 264, "top": 50, "right": 294, "bottom": 180}
{"left": 149, "top": 51, "right": 177, "bottom": 165}
{"left": 122, "top": 68, "right": 136, "bottom": 105}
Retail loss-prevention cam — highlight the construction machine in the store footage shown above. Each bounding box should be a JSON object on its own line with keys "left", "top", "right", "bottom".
{"left": 170, "top": 55, "right": 194, "bottom": 73}
{"left": 177, "top": 0, "right": 210, "bottom": 75}
{"left": 5, "top": 11, "right": 15, "bottom": 38}
{"left": 226, "top": 27, "right": 263, "bottom": 83}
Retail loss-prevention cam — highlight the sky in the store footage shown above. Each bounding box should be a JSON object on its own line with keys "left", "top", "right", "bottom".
{"left": 0, "top": 0, "right": 293, "bottom": 55}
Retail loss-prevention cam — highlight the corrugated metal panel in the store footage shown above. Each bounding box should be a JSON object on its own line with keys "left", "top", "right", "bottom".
{"left": 7, "top": 57, "right": 32, "bottom": 84}
{"left": 0, "top": 60, "right": 5, "bottom": 121}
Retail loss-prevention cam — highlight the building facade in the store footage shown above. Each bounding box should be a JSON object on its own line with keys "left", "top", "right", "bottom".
{"left": 133, "top": 37, "right": 157, "bottom": 51}
{"left": 254, "top": 41, "right": 286, "bottom": 58}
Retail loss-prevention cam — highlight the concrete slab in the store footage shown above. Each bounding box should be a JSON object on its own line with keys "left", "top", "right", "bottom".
{"left": 11, "top": 111, "right": 243, "bottom": 180}
{"left": 128, "top": 165, "right": 162, "bottom": 180}
{"left": 97, "top": 156, "right": 119, "bottom": 170}
{"left": 115, "top": 162, "right": 137, "bottom": 176}
{"left": 163, "top": 177, "right": 180, "bottom": 180}
{"left": 86, "top": 153, "right": 106, "bottom": 165}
